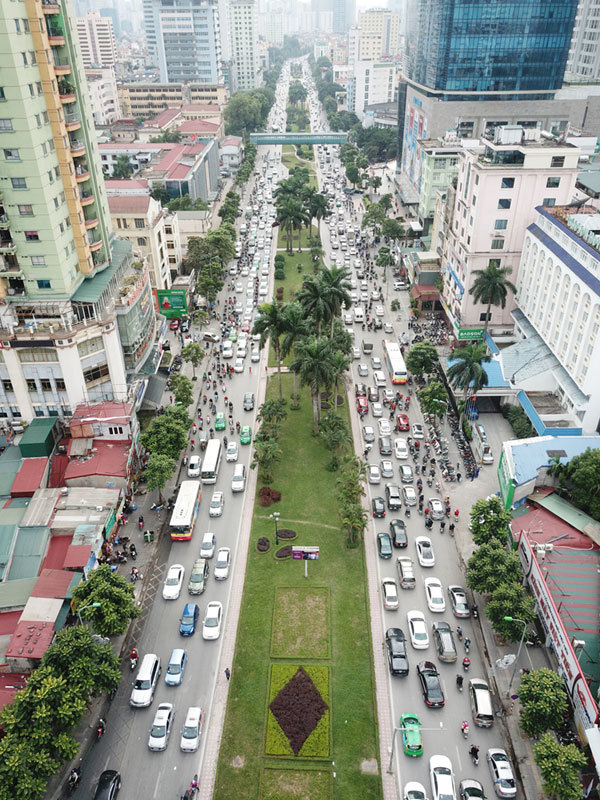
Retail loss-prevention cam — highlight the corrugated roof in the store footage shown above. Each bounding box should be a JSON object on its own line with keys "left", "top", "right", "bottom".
{"left": 11, "top": 458, "right": 48, "bottom": 498}
{"left": 0, "top": 447, "right": 23, "bottom": 496}
{"left": 39, "top": 533, "right": 72, "bottom": 571}
{"left": 7, "top": 526, "right": 50, "bottom": 581}
{"left": 147, "top": 107, "right": 181, "bottom": 127}
{"left": 506, "top": 435, "right": 600, "bottom": 486}
{"left": 0, "top": 524, "right": 17, "bottom": 581}
{"left": 18, "top": 418, "right": 56, "bottom": 447}
{"left": 63, "top": 543, "right": 92, "bottom": 569}
{"left": 32, "top": 568, "right": 77, "bottom": 599}
{"left": 104, "top": 179, "right": 149, "bottom": 189}
{"left": 445, "top": 353, "right": 510, "bottom": 389}
{"left": 20, "top": 489, "right": 60, "bottom": 527}
{"left": 71, "top": 239, "right": 131, "bottom": 304}
{"left": 0, "top": 578, "right": 38, "bottom": 610}
{"left": 107, "top": 195, "right": 151, "bottom": 214}
{"left": 64, "top": 440, "right": 129, "bottom": 481}
{"left": 0, "top": 673, "right": 29, "bottom": 713}
{"left": 533, "top": 492, "right": 600, "bottom": 542}
{"left": 6, "top": 618, "right": 56, "bottom": 660}
{"left": 71, "top": 401, "right": 133, "bottom": 424}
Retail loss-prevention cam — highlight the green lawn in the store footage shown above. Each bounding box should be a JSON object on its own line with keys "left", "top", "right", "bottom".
{"left": 277, "top": 225, "right": 319, "bottom": 253}
{"left": 213, "top": 377, "right": 382, "bottom": 800}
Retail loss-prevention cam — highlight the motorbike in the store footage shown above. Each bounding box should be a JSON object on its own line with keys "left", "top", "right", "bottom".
{"left": 96, "top": 719, "right": 106, "bottom": 741}
{"left": 67, "top": 768, "right": 81, "bottom": 795}
{"left": 471, "top": 604, "right": 479, "bottom": 618}
{"left": 462, "top": 656, "right": 471, "bottom": 671}
{"left": 525, "top": 632, "right": 542, "bottom": 647}
{"left": 461, "top": 721, "right": 470, "bottom": 739}
{"left": 130, "top": 654, "right": 138, "bottom": 671}
{"left": 464, "top": 638, "right": 471, "bottom": 653}
{"left": 469, "top": 746, "right": 479, "bottom": 766}
{"left": 456, "top": 675, "right": 463, "bottom": 692}
{"left": 129, "top": 543, "right": 137, "bottom": 560}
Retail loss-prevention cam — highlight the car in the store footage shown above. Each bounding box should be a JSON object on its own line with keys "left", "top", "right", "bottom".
{"left": 165, "top": 648, "right": 187, "bottom": 686}
{"left": 371, "top": 402, "right": 383, "bottom": 417}
{"left": 148, "top": 703, "right": 174, "bottom": 751}
{"left": 214, "top": 547, "right": 231, "bottom": 580}
{"left": 375, "top": 305, "right": 385, "bottom": 317}
{"left": 401, "top": 712, "right": 424, "bottom": 757}
{"left": 432, "top": 621, "right": 458, "bottom": 663}
{"left": 187, "top": 455, "right": 201, "bottom": 478}
{"left": 386, "top": 483, "right": 402, "bottom": 510}
{"left": 187, "top": 558, "right": 209, "bottom": 595}
{"left": 404, "top": 782, "right": 428, "bottom": 800}
{"left": 363, "top": 425, "right": 375, "bottom": 443}
{"left": 234, "top": 357, "right": 244, "bottom": 373}
{"left": 384, "top": 322, "right": 393, "bottom": 334}
{"left": 417, "top": 661, "right": 445, "bottom": 707}
{"left": 400, "top": 464, "right": 414, "bottom": 483}
{"left": 380, "top": 459, "right": 394, "bottom": 478}
{"left": 92, "top": 770, "right": 121, "bottom": 800}
{"left": 179, "top": 603, "right": 199, "bottom": 636}
{"left": 344, "top": 312, "right": 353, "bottom": 325}
{"left": 358, "top": 363, "right": 369, "bottom": 377}
{"left": 430, "top": 755, "right": 456, "bottom": 800}
{"left": 222, "top": 341, "right": 234, "bottom": 358}
{"left": 412, "top": 423, "right": 425, "bottom": 439}
{"left": 423, "top": 578, "right": 446, "bottom": 614}
{"left": 235, "top": 281, "right": 243, "bottom": 293}
{"left": 395, "top": 438, "right": 409, "bottom": 459}
{"left": 228, "top": 329, "right": 238, "bottom": 342}
{"left": 226, "top": 441, "right": 239, "bottom": 462}
{"left": 396, "top": 413, "right": 410, "bottom": 431}
{"left": 372, "top": 496, "right": 386, "bottom": 517}
{"left": 459, "top": 779, "right": 486, "bottom": 800}
{"left": 382, "top": 577, "right": 399, "bottom": 610}
{"left": 448, "top": 586, "right": 471, "bottom": 618}
{"left": 428, "top": 497, "right": 445, "bottom": 520}
{"left": 251, "top": 346, "right": 260, "bottom": 362}
{"left": 200, "top": 531, "right": 216, "bottom": 559}
{"left": 416, "top": 536, "right": 435, "bottom": 567}
{"left": 403, "top": 486, "right": 418, "bottom": 506}
{"left": 390, "top": 518, "right": 408, "bottom": 547}
{"left": 368, "top": 386, "right": 380, "bottom": 402}
{"left": 407, "top": 610, "right": 429, "bottom": 649}
{"left": 487, "top": 749, "right": 517, "bottom": 798}
{"left": 215, "top": 412, "right": 226, "bottom": 431}
{"left": 368, "top": 464, "right": 382, "bottom": 484}
{"left": 180, "top": 706, "right": 204, "bottom": 752}
{"left": 169, "top": 319, "right": 180, "bottom": 331}
{"left": 162, "top": 564, "right": 185, "bottom": 600}
{"left": 385, "top": 627, "right": 409, "bottom": 675}
{"left": 377, "top": 532, "right": 393, "bottom": 558}
{"left": 352, "top": 346, "right": 360, "bottom": 359}
{"left": 202, "top": 601, "right": 223, "bottom": 640}
{"left": 379, "top": 436, "right": 392, "bottom": 455}
{"left": 357, "top": 397, "right": 369, "bottom": 416}
{"left": 209, "top": 491, "right": 224, "bottom": 517}
{"left": 371, "top": 356, "right": 382, "bottom": 370}
{"left": 243, "top": 392, "right": 255, "bottom": 410}
{"left": 240, "top": 426, "right": 251, "bottom": 444}
{"left": 355, "top": 382, "right": 367, "bottom": 397}
{"left": 378, "top": 419, "right": 392, "bottom": 436}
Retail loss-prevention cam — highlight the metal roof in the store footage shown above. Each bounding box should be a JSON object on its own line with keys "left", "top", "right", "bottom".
{"left": 32, "top": 568, "right": 77, "bottom": 599}
{"left": 533, "top": 492, "right": 600, "bottom": 543}
{"left": 71, "top": 239, "right": 131, "bottom": 304}
{"left": 0, "top": 578, "right": 38, "bottom": 610}
{"left": 7, "top": 527, "right": 50, "bottom": 581}
{"left": 505, "top": 435, "right": 600, "bottom": 486}
{"left": 19, "top": 489, "right": 60, "bottom": 527}
{"left": 0, "top": 447, "right": 23, "bottom": 496}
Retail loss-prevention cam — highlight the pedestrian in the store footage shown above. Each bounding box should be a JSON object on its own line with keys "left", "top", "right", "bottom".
{"left": 475, "top": 468, "right": 480, "bottom": 478}
{"left": 225, "top": 667, "right": 231, "bottom": 681}
{"left": 457, "top": 472, "right": 462, "bottom": 482}
{"left": 249, "top": 366, "right": 252, "bottom": 374}
{"left": 169, "top": 395, "right": 173, "bottom": 404}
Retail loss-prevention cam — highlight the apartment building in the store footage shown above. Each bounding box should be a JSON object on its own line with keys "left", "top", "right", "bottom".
{"left": 357, "top": 8, "right": 400, "bottom": 58}
{"left": 76, "top": 12, "right": 117, "bottom": 68}
{"left": 229, "top": 0, "right": 261, "bottom": 92}
{"left": 565, "top": 0, "right": 600, "bottom": 83}
{"left": 118, "top": 83, "right": 227, "bottom": 118}
{"left": 85, "top": 67, "right": 121, "bottom": 126}
{"left": 349, "top": 61, "right": 395, "bottom": 119}
{"left": 416, "top": 133, "right": 462, "bottom": 233}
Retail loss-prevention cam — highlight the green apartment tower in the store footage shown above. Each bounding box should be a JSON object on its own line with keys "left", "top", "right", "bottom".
{"left": 0, "top": 0, "right": 158, "bottom": 422}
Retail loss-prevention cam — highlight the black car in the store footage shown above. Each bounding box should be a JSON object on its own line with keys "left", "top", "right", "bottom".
{"left": 368, "top": 386, "right": 380, "bottom": 402}
{"left": 372, "top": 496, "right": 386, "bottom": 518}
{"left": 243, "top": 392, "right": 255, "bottom": 411}
{"left": 379, "top": 436, "right": 392, "bottom": 456}
{"left": 386, "top": 628, "right": 409, "bottom": 676}
{"left": 180, "top": 319, "right": 190, "bottom": 333}
{"left": 93, "top": 770, "right": 121, "bottom": 800}
{"left": 385, "top": 483, "right": 402, "bottom": 510}
{"left": 389, "top": 519, "right": 408, "bottom": 548}
{"left": 417, "top": 661, "right": 445, "bottom": 708}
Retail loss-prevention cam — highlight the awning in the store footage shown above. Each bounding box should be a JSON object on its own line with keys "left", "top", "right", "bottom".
{"left": 409, "top": 220, "right": 423, "bottom": 232}
{"left": 410, "top": 285, "right": 439, "bottom": 299}
{"left": 583, "top": 727, "right": 600, "bottom": 777}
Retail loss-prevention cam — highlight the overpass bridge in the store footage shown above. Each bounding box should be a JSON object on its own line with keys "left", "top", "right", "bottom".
{"left": 249, "top": 132, "right": 348, "bottom": 146}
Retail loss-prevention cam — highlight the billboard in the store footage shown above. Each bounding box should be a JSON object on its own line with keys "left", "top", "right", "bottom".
{"left": 153, "top": 289, "right": 188, "bottom": 319}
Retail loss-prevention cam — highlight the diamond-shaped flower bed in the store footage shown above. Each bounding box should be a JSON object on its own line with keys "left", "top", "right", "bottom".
{"left": 266, "top": 665, "right": 330, "bottom": 758}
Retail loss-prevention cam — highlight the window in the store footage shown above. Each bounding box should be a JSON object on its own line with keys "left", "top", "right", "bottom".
{"left": 10, "top": 406, "right": 21, "bottom": 418}
{"left": 3, "top": 149, "right": 19, "bottom": 161}
{"left": 33, "top": 406, "right": 44, "bottom": 417}
{"left": 501, "top": 177, "right": 514, "bottom": 188}
{"left": 83, "top": 363, "right": 110, "bottom": 384}
{"left": 551, "top": 156, "right": 565, "bottom": 167}
{"left": 137, "top": 237, "right": 147, "bottom": 246}
{"left": 494, "top": 219, "right": 508, "bottom": 230}
{"left": 31, "top": 255, "right": 46, "bottom": 265}
{"left": 498, "top": 198, "right": 511, "bottom": 209}
{"left": 29, "top": 84, "right": 35, "bottom": 98}
{"left": 0, "top": 119, "right": 13, "bottom": 131}
{"left": 0, "top": 88, "right": 5, "bottom": 102}
{"left": 491, "top": 239, "right": 505, "bottom": 250}
{"left": 40, "top": 379, "right": 53, "bottom": 392}
{"left": 543, "top": 197, "right": 556, "bottom": 207}
{"left": 25, "top": 231, "right": 39, "bottom": 241}
{"left": 56, "top": 378, "right": 66, "bottom": 391}
{"left": 14, "top": 19, "right": 21, "bottom": 33}
{"left": 22, "top": 52, "right": 28, "bottom": 66}
{"left": 479, "top": 312, "right": 492, "bottom": 322}
{"left": 546, "top": 177, "right": 560, "bottom": 188}
{"left": 18, "top": 204, "right": 33, "bottom": 216}
{"left": 18, "top": 348, "right": 57, "bottom": 362}
{"left": 11, "top": 177, "right": 27, "bottom": 189}
{"left": 2, "top": 380, "right": 13, "bottom": 392}
{"left": 26, "top": 379, "right": 37, "bottom": 391}
{"left": 36, "top": 279, "right": 51, "bottom": 289}
{"left": 134, "top": 218, "right": 145, "bottom": 229}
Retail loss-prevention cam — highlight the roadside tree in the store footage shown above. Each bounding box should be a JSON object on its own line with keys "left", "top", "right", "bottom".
{"left": 466, "top": 540, "right": 523, "bottom": 595}
{"left": 519, "top": 668, "right": 568, "bottom": 737}
{"left": 486, "top": 582, "right": 535, "bottom": 641}
{"left": 533, "top": 733, "right": 586, "bottom": 800}
{"left": 144, "top": 452, "right": 176, "bottom": 503}
{"left": 72, "top": 564, "right": 140, "bottom": 637}
{"left": 469, "top": 496, "right": 513, "bottom": 546}
{"left": 181, "top": 342, "right": 204, "bottom": 380}
{"left": 405, "top": 341, "right": 439, "bottom": 376}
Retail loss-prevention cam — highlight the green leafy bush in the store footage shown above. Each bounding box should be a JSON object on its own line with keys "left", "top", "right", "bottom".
{"left": 275, "top": 269, "right": 286, "bottom": 280}
{"left": 502, "top": 405, "right": 536, "bottom": 439}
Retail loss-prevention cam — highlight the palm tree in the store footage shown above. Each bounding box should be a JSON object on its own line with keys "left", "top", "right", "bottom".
{"left": 330, "top": 349, "right": 351, "bottom": 412}
{"left": 469, "top": 264, "right": 517, "bottom": 338}
{"left": 297, "top": 275, "right": 332, "bottom": 336}
{"left": 252, "top": 302, "right": 288, "bottom": 400}
{"left": 308, "top": 193, "right": 331, "bottom": 238}
{"left": 446, "top": 343, "right": 491, "bottom": 417}
{"left": 319, "top": 265, "right": 352, "bottom": 337}
{"left": 280, "top": 303, "right": 309, "bottom": 407}
{"left": 276, "top": 198, "right": 307, "bottom": 255}
{"left": 291, "top": 337, "right": 336, "bottom": 434}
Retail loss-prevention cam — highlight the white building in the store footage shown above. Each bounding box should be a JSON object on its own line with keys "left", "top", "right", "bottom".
{"left": 229, "top": 0, "right": 261, "bottom": 91}
{"left": 511, "top": 204, "right": 600, "bottom": 433}
{"left": 350, "top": 61, "right": 395, "bottom": 119}
{"left": 85, "top": 68, "right": 122, "bottom": 126}
{"left": 565, "top": 0, "right": 600, "bottom": 83}
{"left": 357, "top": 8, "right": 400, "bottom": 57}
{"left": 76, "top": 12, "right": 117, "bottom": 68}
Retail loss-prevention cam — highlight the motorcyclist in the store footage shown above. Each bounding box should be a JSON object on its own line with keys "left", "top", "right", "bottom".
{"left": 130, "top": 647, "right": 138, "bottom": 661}
{"left": 469, "top": 744, "right": 479, "bottom": 761}
{"left": 68, "top": 767, "right": 81, "bottom": 787}
{"left": 456, "top": 674, "right": 463, "bottom": 690}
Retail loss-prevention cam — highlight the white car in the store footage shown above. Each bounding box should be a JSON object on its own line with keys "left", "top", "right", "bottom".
{"left": 162, "top": 564, "right": 185, "bottom": 600}
{"left": 407, "top": 610, "right": 429, "bottom": 649}
{"left": 148, "top": 702, "right": 174, "bottom": 751}
{"left": 344, "top": 312, "right": 353, "bottom": 326}
{"left": 384, "top": 322, "right": 393, "bottom": 334}
{"left": 428, "top": 497, "right": 445, "bottom": 520}
{"left": 415, "top": 536, "right": 435, "bottom": 567}
{"left": 382, "top": 578, "right": 399, "bottom": 610}
{"left": 352, "top": 346, "right": 360, "bottom": 359}
{"left": 234, "top": 358, "right": 244, "bottom": 373}
{"left": 235, "top": 282, "right": 243, "bottom": 293}
{"left": 214, "top": 547, "right": 231, "bottom": 580}
{"left": 358, "top": 363, "right": 369, "bottom": 377}
{"left": 222, "top": 342, "right": 233, "bottom": 359}
{"left": 202, "top": 601, "right": 223, "bottom": 640}
{"left": 424, "top": 578, "right": 446, "bottom": 612}
{"left": 371, "top": 356, "right": 382, "bottom": 370}
{"left": 180, "top": 706, "right": 204, "bottom": 752}
{"left": 187, "top": 455, "right": 201, "bottom": 478}
{"left": 367, "top": 464, "right": 381, "bottom": 484}
{"left": 251, "top": 346, "right": 260, "bottom": 362}
{"left": 487, "top": 748, "right": 517, "bottom": 798}
{"left": 209, "top": 491, "right": 224, "bottom": 517}
{"left": 404, "top": 782, "right": 428, "bottom": 800}
{"left": 371, "top": 402, "right": 383, "bottom": 418}
{"left": 394, "top": 438, "right": 409, "bottom": 459}
{"left": 375, "top": 305, "right": 385, "bottom": 317}
{"left": 430, "top": 755, "right": 456, "bottom": 800}
{"left": 378, "top": 419, "right": 392, "bottom": 436}
{"left": 403, "top": 486, "right": 417, "bottom": 506}
{"left": 412, "top": 423, "right": 425, "bottom": 439}
{"left": 380, "top": 459, "right": 394, "bottom": 479}
{"left": 363, "top": 425, "right": 375, "bottom": 442}
{"left": 226, "top": 441, "right": 239, "bottom": 462}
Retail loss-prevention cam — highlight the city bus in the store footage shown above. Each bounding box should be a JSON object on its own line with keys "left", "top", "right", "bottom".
{"left": 169, "top": 480, "right": 202, "bottom": 542}
{"left": 382, "top": 339, "right": 408, "bottom": 384}
{"left": 200, "top": 438, "right": 222, "bottom": 484}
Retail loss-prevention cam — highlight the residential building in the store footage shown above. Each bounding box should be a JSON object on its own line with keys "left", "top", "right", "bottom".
{"left": 117, "top": 83, "right": 227, "bottom": 118}
{"left": 145, "top": 0, "right": 222, "bottom": 84}
{"left": 357, "top": 8, "right": 400, "bottom": 58}
{"left": 257, "top": 11, "right": 287, "bottom": 45}
{"left": 416, "top": 133, "right": 462, "bottom": 233}
{"left": 229, "top": 0, "right": 261, "bottom": 92}
{"left": 0, "top": 0, "right": 158, "bottom": 422}
{"left": 509, "top": 203, "right": 600, "bottom": 433}
{"left": 108, "top": 195, "right": 178, "bottom": 289}
{"left": 565, "top": 0, "right": 600, "bottom": 83}
{"left": 220, "top": 136, "right": 243, "bottom": 170}
{"left": 349, "top": 61, "right": 395, "bottom": 120}
{"left": 76, "top": 12, "right": 117, "bottom": 68}
{"left": 440, "top": 126, "right": 580, "bottom": 341}
{"left": 85, "top": 67, "right": 122, "bottom": 126}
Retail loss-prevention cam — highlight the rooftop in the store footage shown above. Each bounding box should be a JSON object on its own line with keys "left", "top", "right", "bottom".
{"left": 71, "top": 401, "right": 133, "bottom": 426}
{"left": 63, "top": 440, "right": 130, "bottom": 481}
{"left": 107, "top": 195, "right": 151, "bottom": 215}
{"left": 178, "top": 119, "right": 219, "bottom": 134}
{"left": 11, "top": 458, "right": 49, "bottom": 498}
{"left": 146, "top": 107, "right": 181, "bottom": 128}
{"left": 221, "top": 135, "right": 242, "bottom": 147}
{"left": 504, "top": 435, "right": 600, "bottom": 487}
{"left": 104, "top": 178, "right": 149, "bottom": 191}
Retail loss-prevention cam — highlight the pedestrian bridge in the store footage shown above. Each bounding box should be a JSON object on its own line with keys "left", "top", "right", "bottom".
{"left": 249, "top": 132, "right": 348, "bottom": 146}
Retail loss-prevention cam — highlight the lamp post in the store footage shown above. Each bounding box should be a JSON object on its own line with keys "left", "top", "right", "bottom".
{"left": 503, "top": 616, "right": 528, "bottom": 697}
{"left": 77, "top": 602, "right": 102, "bottom": 626}
{"left": 270, "top": 511, "right": 280, "bottom": 546}
{"left": 387, "top": 722, "right": 444, "bottom": 773}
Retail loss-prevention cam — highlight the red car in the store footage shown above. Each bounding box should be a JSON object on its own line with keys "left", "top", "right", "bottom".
{"left": 169, "top": 319, "right": 180, "bottom": 331}
{"left": 356, "top": 397, "right": 368, "bottom": 416}
{"left": 396, "top": 413, "right": 410, "bottom": 431}
{"left": 241, "top": 322, "right": 250, "bottom": 332}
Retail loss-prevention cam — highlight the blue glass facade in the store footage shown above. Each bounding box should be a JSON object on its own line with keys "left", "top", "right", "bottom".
{"left": 409, "top": 0, "right": 578, "bottom": 100}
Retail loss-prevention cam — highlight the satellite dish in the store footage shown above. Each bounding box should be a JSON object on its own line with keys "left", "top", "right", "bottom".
{"left": 496, "top": 654, "right": 516, "bottom": 669}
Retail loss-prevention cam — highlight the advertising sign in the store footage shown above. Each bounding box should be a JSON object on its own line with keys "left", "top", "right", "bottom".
{"left": 153, "top": 289, "right": 188, "bottom": 319}
{"left": 457, "top": 327, "right": 484, "bottom": 341}
{"left": 292, "top": 546, "right": 320, "bottom": 560}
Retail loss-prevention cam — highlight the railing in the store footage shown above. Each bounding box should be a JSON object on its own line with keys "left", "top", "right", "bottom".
{"left": 65, "top": 112, "right": 80, "bottom": 125}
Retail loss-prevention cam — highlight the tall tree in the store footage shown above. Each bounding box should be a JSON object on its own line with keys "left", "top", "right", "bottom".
{"left": 112, "top": 155, "right": 133, "bottom": 179}
{"left": 144, "top": 452, "right": 175, "bottom": 503}
{"left": 252, "top": 302, "right": 288, "bottom": 400}
{"left": 297, "top": 274, "right": 331, "bottom": 336}
{"left": 469, "top": 263, "right": 517, "bottom": 338}
{"left": 519, "top": 669, "right": 569, "bottom": 737}
{"left": 330, "top": 349, "right": 351, "bottom": 412}
{"left": 281, "top": 302, "right": 309, "bottom": 407}
{"left": 405, "top": 341, "right": 439, "bottom": 377}
{"left": 72, "top": 565, "right": 141, "bottom": 637}
{"left": 534, "top": 734, "right": 586, "bottom": 800}
{"left": 549, "top": 447, "right": 600, "bottom": 520}
{"left": 446, "top": 343, "right": 491, "bottom": 416}
{"left": 291, "top": 337, "right": 335, "bottom": 433}
{"left": 319, "top": 265, "right": 352, "bottom": 337}
{"left": 181, "top": 342, "right": 204, "bottom": 379}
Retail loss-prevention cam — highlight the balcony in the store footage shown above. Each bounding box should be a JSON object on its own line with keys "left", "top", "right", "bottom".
{"left": 42, "top": 0, "right": 60, "bottom": 13}
{"left": 53, "top": 59, "right": 71, "bottom": 76}
{"left": 84, "top": 217, "right": 99, "bottom": 230}
{"left": 70, "top": 139, "right": 86, "bottom": 157}
{"left": 75, "top": 164, "right": 90, "bottom": 182}
{"left": 47, "top": 29, "right": 65, "bottom": 46}
{"left": 0, "top": 214, "right": 9, "bottom": 229}
{"left": 0, "top": 237, "right": 16, "bottom": 255}
{"left": 65, "top": 112, "right": 81, "bottom": 132}
{"left": 0, "top": 255, "right": 21, "bottom": 276}
{"left": 79, "top": 190, "right": 95, "bottom": 207}
{"left": 89, "top": 238, "right": 103, "bottom": 252}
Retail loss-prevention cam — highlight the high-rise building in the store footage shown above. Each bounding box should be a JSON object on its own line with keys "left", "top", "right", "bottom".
{"left": 332, "top": 0, "right": 354, "bottom": 35}
{"left": 76, "top": 11, "right": 117, "bottom": 68}
{"left": 565, "top": 0, "right": 600, "bottom": 83}
{"left": 85, "top": 67, "right": 122, "bottom": 125}
{"left": 0, "top": 0, "right": 158, "bottom": 421}
{"left": 350, "top": 61, "right": 395, "bottom": 119}
{"left": 228, "top": 0, "right": 261, "bottom": 92}
{"left": 145, "top": 0, "right": 223, "bottom": 84}
{"left": 357, "top": 8, "right": 400, "bottom": 58}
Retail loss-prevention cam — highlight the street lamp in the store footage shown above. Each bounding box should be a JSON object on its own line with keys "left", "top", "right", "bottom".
{"left": 77, "top": 602, "right": 101, "bottom": 626}
{"left": 503, "top": 616, "right": 528, "bottom": 697}
{"left": 270, "top": 512, "right": 280, "bottom": 546}
{"left": 387, "top": 722, "right": 444, "bottom": 773}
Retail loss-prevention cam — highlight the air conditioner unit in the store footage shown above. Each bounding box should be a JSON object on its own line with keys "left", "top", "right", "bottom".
{"left": 545, "top": 543, "right": 554, "bottom": 552}
{"left": 1, "top": 342, "right": 10, "bottom": 348}
{"left": 57, "top": 340, "right": 64, "bottom": 345}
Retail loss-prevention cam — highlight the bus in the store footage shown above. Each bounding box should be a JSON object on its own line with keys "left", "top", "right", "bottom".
{"left": 382, "top": 340, "right": 408, "bottom": 384}
{"left": 200, "top": 439, "right": 222, "bottom": 484}
{"left": 169, "top": 480, "right": 202, "bottom": 542}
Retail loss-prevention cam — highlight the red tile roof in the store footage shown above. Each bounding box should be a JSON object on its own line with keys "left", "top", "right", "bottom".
{"left": 177, "top": 119, "right": 219, "bottom": 134}
{"left": 72, "top": 401, "right": 133, "bottom": 425}
{"left": 6, "top": 620, "right": 55, "bottom": 660}
{"left": 147, "top": 108, "right": 181, "bottom": 128}
{"left": 221, "top": 136, "right": 242, "bottom": 147}
{"left": 107, "top": 195, "right": 151, "bottom": 214}
{"left": 11, "top": 458, "right": 48, "bottom": 498}
{"left": 40, "top": 534, "right": 73, "bottom": 571}
{"left": 64, "top": 439, "right": 130, "bottom": 481}
{"left": 181, "top": 103, "right": 222, "bottom": 112}
{"left": 0, "top": 673, "right": 29, "bottom": 713}
{"left": 32, "top": 569, "right": 75, "bottom": 599}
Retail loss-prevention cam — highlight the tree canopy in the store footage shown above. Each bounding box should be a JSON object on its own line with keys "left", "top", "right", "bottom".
{"left": 469, "top": 496, "right": 513, "bottom": 546}
{"left": 534, "top": 733, "right": 586, "bottom": 800}
{"left": 549, "top": 447, "right": 600, "bottom": 521}
{"left": 519, "top": 668, "right": 568, "bottom": 736}
{"left": 72, "top": 565, "right": 140, "bottom": 637}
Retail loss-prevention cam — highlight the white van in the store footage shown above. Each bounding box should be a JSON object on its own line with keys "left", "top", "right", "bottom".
{"left": 187, "top": 455, "right": 201, "bottom": 478}
{"left": 130, "top": 653, "right": 161, "bottom": 707}
{"left": 469, "top": 678, "right": 494, "bottom": 727}
{"left": 353, "top": 307, "right": 365, "bottom": 323}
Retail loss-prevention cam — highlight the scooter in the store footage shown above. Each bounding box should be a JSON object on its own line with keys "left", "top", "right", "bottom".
{"left": 129, "top": 543, "right": 137, "bottom": 560}
{"left": 471, "top": 604, "right": 479, "bottom": 619}
{"left": 469, "top": 746, "right": 479, "bottom": 766}
{"left": 461, "top": 721, "right": 469, "bottom": 739}
{"left": 130, "top": 654, "right": 138, "bottom": 671}
{"left": 456, "top": 674, "right": 464, "bottom": 692}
